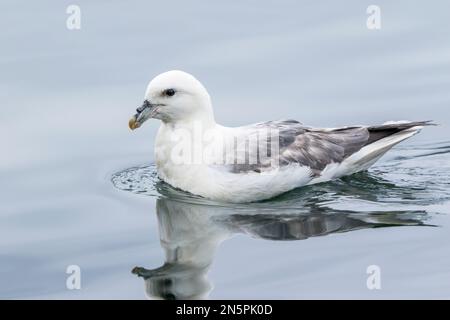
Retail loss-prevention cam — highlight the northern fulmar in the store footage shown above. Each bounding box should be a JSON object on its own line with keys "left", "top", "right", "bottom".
{"left": 128, "top": 70, "right": 433, "bottom": 203}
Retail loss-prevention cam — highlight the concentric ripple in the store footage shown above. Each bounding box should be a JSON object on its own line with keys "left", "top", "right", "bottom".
{"left": 111, "top": 143, "right": 450, "bottom": 216}
{"left": 120, "top": 143, "right": 450, "bottom": 300}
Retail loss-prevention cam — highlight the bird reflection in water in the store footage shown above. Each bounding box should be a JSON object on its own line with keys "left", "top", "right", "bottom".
{"left": 132, "top": 172, "right": 431, "bottom": 300}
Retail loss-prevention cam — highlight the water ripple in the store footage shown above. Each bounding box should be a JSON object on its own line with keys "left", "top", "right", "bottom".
{"left": 114, "top": 143, "right": 450, "bottom": 299}
{"left": 112, "top": 142, "right": 450, "bottom": 212}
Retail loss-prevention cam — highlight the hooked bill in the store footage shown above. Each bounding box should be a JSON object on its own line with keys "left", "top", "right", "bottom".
{"left": 128, "top": 116, "right": 140, "bottom": 130}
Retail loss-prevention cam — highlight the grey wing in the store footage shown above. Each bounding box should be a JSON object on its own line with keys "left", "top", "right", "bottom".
{"left": 231, "top": 120, "right": 370, "bottom": 174}
{"left": 277, "top": 126, "right": 370, "bottom": 175}
{"left": 230, "top": 119, "right": 433, "bottom": 175}
{"left": 285, "top": 120, "right": 434, "bottom": 173}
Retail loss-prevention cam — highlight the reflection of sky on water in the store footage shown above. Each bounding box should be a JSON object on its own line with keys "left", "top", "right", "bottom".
{"left": 1, "top": 1, "right": 450, "bottom": 299}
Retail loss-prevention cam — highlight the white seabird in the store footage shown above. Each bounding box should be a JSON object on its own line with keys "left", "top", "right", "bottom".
{"left": 128, "top": 70, "right": 433, "bottom": 203}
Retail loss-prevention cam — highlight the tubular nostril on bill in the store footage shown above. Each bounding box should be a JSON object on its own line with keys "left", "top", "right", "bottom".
{"left": 136, "top": 100, "right": 151, "bottom": 114}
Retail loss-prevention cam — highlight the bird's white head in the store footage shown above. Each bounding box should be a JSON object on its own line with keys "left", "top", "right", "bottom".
{"left": 129, "top": 70, "right": 214, "bottom": 130}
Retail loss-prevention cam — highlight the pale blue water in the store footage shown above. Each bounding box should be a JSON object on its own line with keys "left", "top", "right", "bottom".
{"left": 1, "top": 1, "right": 450, "bottom": 299}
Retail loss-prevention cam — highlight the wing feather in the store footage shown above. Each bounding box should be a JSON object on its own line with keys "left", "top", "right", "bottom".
{"left": 228, "top": 119, "right": 432, "bottom": 175}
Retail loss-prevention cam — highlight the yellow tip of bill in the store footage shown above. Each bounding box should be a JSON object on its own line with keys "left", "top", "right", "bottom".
{"left": 128, "top": 117, "right": 140, "bottom": 130}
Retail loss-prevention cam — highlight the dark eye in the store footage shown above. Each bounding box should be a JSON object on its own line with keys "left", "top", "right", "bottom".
{"left": 163, "top": 88, "right": 176, "bottom": 97}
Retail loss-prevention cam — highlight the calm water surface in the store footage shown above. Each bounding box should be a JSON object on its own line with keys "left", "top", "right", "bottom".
{"left": 1, "top": 1, "right": 450, "bottom": 299}
{"left": 111, "top": 144, "right": 450, "bottom": 299}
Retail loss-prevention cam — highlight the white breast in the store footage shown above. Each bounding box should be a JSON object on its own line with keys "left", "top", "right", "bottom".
{"left": 154, "top": 123, "right": 314, "bottom": 202}
{"left": 154, "top": 123, "right": 216, "bottom": 195}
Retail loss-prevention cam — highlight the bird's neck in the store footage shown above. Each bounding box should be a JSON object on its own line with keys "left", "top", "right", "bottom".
{"left": 162, "top": 118, "right": 217, "bottom": 135}
{"left": 163, "top": 109, "right": 217, "bottom": 132}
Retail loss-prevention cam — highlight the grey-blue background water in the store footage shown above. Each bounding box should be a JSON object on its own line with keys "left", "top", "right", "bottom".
{"left": 1, "top": 1, "right": 449, "bottom": 299}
